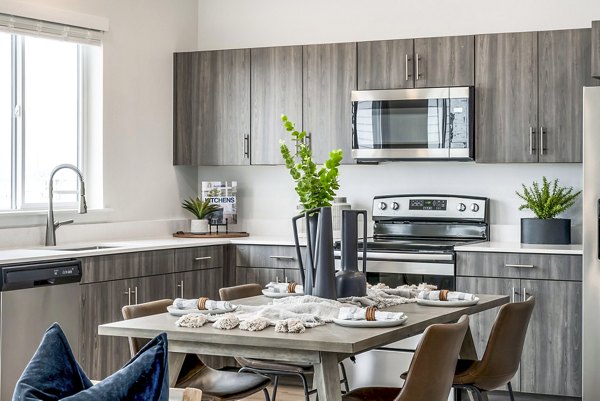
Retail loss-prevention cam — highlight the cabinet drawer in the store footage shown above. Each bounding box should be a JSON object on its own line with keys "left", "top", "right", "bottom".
{"left": 456, "top": 252, "right": 582, "bottom": 281}
{"left": 81, "top": 250, "right": 174, "bottom": 284}
{"left": 236, "top": 245, "right": 303, "bottom": 269}
{"left": 174, "top": 246, "right": 224, "bottom": 272}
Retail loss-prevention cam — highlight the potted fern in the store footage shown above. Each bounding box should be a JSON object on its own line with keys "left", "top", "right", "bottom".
{"left": 182, "top": 197, "right": 220, "bottom": 233}
{"left": 516, "top": 177, "right": 581, "bottom": 244}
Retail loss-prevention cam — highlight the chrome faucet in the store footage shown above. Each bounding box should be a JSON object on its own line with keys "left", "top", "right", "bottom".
{"left": 45, "top": 164, "right": 87, "bottom": 246}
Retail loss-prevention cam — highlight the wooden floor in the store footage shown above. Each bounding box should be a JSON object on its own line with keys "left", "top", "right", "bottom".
{"left": 242, "top": 385, "right": 581, "bottom": 401}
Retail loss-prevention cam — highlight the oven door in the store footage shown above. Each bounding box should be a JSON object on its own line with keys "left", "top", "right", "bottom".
{"left": 351, "top": 87, "right": 473, "bottom": 161}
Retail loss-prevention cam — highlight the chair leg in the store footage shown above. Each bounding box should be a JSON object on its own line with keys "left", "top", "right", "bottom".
{"left": 299, "top": 373, "right": 311, "bottom": 401}
{"left": 507, "top": 381, "right": 515, "bottom": 401}
{"left": 262, "top": 387, "right": 271, "bottom": 401}
{"left": 338, "top": 362, "right": 349, "bottom": 393}
{"left": 271, "top": 375, "right": 280, "bottom": 401}
{"left": 470, "top": 387, "right": 483, "bottom": 401}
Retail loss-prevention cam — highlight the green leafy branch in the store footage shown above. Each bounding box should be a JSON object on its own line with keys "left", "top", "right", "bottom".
{"left": 279, "top": 115, "right": 343, "bottom": 213}
{"left": 516, "top": 177, "right": 581, "bottom": 219}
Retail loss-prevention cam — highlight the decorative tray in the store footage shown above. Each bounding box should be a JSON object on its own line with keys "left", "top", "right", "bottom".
{"left": 173, "top": 232, "right": 250, "bottom": 239}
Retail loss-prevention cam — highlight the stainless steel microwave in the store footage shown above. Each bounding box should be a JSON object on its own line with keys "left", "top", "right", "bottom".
{"left": 351, "top": 87, "right": 474, "bottom": 161}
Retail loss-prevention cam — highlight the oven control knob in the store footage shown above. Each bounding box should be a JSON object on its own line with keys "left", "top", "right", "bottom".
{"left": 391, "top": 202, "right": 400, "bottom": 210}
{"left": 378, "top": 202, "right": 387, "bottom": 210}
{"left": 457, "top": 203, "right": 467, "bottom": 212}
{"left": 470, "top": 203, "right": 480, "bottom": 212}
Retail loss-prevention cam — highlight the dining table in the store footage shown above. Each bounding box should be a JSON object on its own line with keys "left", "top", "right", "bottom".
{"left": 98, "top": 294, "right": 508, "bottom": 401}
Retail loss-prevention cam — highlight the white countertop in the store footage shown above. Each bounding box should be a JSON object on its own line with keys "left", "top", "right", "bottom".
{"left": 0, "top": 235, "right": 301, "bottom": 265}
{"left": 455, "top": 241, "right": 583, "bottom": 255}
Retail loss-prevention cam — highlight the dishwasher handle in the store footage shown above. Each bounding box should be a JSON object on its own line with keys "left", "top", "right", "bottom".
{"left": 0, "top": 259, "right": 82, "bottom": 291}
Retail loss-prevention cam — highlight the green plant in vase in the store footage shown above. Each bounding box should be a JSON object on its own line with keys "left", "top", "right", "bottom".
{"left": 516, "top": 177, "right": 581, "bottom": 244}
{"left": 181, "top": 197, "right": 220, "bottom": 233}
{"left": 279, "top": 115, "right": 343, "bottom": 212}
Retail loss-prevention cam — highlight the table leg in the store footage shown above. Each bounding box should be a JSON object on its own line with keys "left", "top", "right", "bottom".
{"left": 313, "top": 352, "right": 342, "bottom": 401}
{"left": 168, "top": 352, "right": 186, "bottom": 387}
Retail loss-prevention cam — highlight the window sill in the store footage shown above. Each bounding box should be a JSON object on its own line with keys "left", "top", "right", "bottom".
{"left": 0, "top": 208, "right": 113, "bottom": 229}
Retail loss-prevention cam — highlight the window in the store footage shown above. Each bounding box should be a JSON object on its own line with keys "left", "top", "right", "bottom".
{"left": 0, "top": 32, "right": 86, "bottom": 211}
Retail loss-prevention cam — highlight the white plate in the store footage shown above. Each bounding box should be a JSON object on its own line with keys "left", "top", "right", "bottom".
{"left": 166, "top": 305, "right": 237, "bottom": 316}
{"left": 332, "top": 315, "right": 408, "bottom": 328}
{"left": 262, "top": 289, "right": 303, "bottom": 298}
{"left": 416, "top": 297, "right": 480, "bottom": 307}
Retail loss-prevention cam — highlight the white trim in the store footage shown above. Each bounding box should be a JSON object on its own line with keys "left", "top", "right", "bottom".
{"left": 0, "top": 1, "right": 108, "bottom": 32}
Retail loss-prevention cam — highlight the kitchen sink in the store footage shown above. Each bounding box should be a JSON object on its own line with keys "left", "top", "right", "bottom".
{"left": 53, "top": 245, "right": 121, "bottom": 252}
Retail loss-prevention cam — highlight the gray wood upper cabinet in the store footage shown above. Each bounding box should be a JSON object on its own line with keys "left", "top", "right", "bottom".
{"left": 538, "top": 29, "right": 595, "bottom": 163}
{"left": 358, "top": 39, "right": 414, "bottom": 90}
{"left": 414, "top": 36, "right": 474, "bottom": 88}
{"left": 358, "top": 36, "right": 474, "bottom": 90}
{"left": 173, "top": 49, "right": 250, "bottom": 166}
{"left": 251, "top": 46, "right": 303, "bottom": 165}
{"left": 475, "top": 32, "right": 539, "bottom": 163}
{"left": 593, "top": 21, "right": 600, "bottom": 79}
{"left": 303, "top": 43, "right": 357, "bottom": 164}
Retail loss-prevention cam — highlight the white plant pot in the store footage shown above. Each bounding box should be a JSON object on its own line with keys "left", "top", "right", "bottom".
{"left": 190, "top": 219, "right": 209, "bottom": 234}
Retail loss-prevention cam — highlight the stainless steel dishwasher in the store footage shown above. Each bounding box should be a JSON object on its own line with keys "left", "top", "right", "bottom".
{"left": 0, "top": 259, "right": 82, "bottom": 401}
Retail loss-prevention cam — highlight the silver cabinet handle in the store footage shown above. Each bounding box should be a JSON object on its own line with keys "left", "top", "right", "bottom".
{"left": 194, "top": 256, "right": 212, "bottom": 261}
{"left": 177, "top": 280, "right": 184, "bottom": 298}
{"left": 511, "top": 287, "right": 520, "bottom": 303}
{"left": 505, "top": 264, "right": 535, "bottom": 269}
{"left": 539, "top": 126, "right": 546, "bottom": 155}
{"left": 306, "top": 133, "right": 312, "bottom": 150}
{"left": 269, "top": 255, "right": 295, "bottom": 260}
{"left": 243, "top": 134, "right": 250, "bottom": 159}
{"left": 133, "top": 286, "right": 138, "bottom": 304}
{"left": 529, "top": 126, "right": 536, "bottom": 155}
{"left": 415, "top": 53, "right": 421, "bottom": 80}
{"left": 405, "top": 54, "right": 411, "bottom": 81}
{"left": 522, "top": 288, "right": 532, "bottom": 302}
{"left": 123, "top": 287, "right": 131, "bottom": 305}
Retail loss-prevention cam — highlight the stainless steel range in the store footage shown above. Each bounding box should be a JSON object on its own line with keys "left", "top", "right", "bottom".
{"left": 336, "top": 194, "right": 489, "bottom": 393}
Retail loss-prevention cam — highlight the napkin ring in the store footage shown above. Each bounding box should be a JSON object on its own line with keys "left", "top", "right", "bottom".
{"left": 197, "top": 297, "right": 209, "bottom": 310}
{"left": 366, "top": 306, "right": 377, "bottom": 321}
{"left": 439, "top": 290, "right": 449, "bottom": 301}
{"left": 288, "top": 282, "right": 297, "bottom": 293}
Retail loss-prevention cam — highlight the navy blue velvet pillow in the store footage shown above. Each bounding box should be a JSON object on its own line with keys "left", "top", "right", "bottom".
{"left": 13, "top": 323, "right": 169, "bottom": 401}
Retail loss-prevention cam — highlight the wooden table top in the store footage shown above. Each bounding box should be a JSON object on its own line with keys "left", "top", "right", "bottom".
{"left": 99, "top": 294, "right": 508, "bottom": 355}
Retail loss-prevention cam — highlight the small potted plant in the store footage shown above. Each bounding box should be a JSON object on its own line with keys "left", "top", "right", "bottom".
{"left": 182, "top": 197, "right": 220, "bottom": 234}
{"left": 516, "top": 177, "right": 581, "bottom": 244}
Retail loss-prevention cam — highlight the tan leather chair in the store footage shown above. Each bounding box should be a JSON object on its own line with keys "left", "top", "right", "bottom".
{"left": 219, "top": 284, "right": 350, "bottom": 401}
{"left": 342, "top": 315, "right": 470, "bottom": 401}
{"left": 122, "top": 299, "right": 271, "bottom": 401}
{"left": 453, "top": 296, "right": 535, "bottom": 401}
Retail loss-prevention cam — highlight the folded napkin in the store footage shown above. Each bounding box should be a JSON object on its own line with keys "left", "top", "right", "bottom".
{"left": 265, "top": 282, "right": 304, "bottom": 294}
{"left": 337, "top": 306, "right": 406, "bottom": 322}
{"left": 417, "top": 290, "right": 476, "bottom": 302}
{"left": 172, "top": 298, "right": 233, "bottom": 311}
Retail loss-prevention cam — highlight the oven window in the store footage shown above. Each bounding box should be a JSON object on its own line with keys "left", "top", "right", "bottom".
{"left": 354, "top": 99, "right": 447, "bottom": 149}
{"left": 366, "top": 273, "right": 455, "bottom": 291}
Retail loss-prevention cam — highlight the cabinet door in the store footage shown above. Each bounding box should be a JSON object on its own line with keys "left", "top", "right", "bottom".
{"left": 303, "top": 43, "right": 356, "bottom": 164}
{"left": 455, "top": 276, "right": 521, "bottom": 390}
{"left": 414, "top": 35, "right": 474, "bottom": 87}
{"left": 136, "top": 274, "right": 176, "bottom": 304}
{"left": 475, "top": 32, "right": 538, "bottom": 163}
{"left": 235, "top": 267, "right": 284, "bottom": 287}
{"left": 81, "top": 250, "right": 174, "bottom": 284}
{"left": 174, "top": 246, "right": 224, "bottom": 272}
{"left": 175, "top": 268, "right": 224, "bottom": 300}
{"left": 520, "top": 279, "right": 582, "bottom": 396}
{"left": 251, "top": 46, "right": 303, "bottom": 165}
{"left": 538, "top": 29, "right": 595, "bottom": 162}
{"left": 357, "top": 39, "right": 414, "bottom": 90}
{"left": 173, "top": 50, "right": 250, "bottom": 166}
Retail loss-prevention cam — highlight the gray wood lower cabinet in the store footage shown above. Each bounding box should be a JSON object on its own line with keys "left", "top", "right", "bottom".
{"left": 175, "top": 268, "right": 224, "bottom": 300}
{"left": 235, "top": 266, "right": 284, "bottom": 287}
{"left": 456, "top": 251, "right": 582, "bottom": 397}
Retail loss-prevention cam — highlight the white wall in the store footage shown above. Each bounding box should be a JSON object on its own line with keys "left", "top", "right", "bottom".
{"left": 196, "top": 0, "right": 590, "bottom": 241}
{"left": 197, "top": 0, "right": 600, "bottom": 50}
{"left": 0, "top": 0, "right": 200, "bottom": 245}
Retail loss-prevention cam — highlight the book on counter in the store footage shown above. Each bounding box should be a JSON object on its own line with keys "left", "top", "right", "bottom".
{"left": 201, "top": 181, "right": 237, "bottom": 224}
